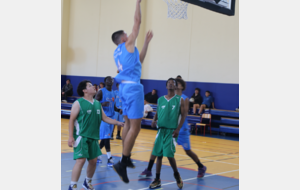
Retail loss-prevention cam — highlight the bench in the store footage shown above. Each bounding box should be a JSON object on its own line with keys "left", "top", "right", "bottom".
{"left": 219, "top": 125, "right": 239, "bottom": 134}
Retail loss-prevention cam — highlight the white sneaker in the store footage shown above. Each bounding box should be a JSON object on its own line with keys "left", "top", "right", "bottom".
{"left": 97, "top": 156, "right": 102, "bottom": 163}
{"left": 107, "top": 157, "right": 114, "bottom": 167}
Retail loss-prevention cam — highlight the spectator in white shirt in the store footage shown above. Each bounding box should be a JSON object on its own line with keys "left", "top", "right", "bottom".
{"left": 144, "top": 100, "right": 153, "bottom": 118}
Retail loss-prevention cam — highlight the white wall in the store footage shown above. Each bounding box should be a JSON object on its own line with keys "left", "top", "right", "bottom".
{"left": 61, "top": 0, "right": 239, "bottom": 84}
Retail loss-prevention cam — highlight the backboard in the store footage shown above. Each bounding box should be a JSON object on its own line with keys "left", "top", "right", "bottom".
{"left": 181, "top": 0, "right": 236, "bottom": 16}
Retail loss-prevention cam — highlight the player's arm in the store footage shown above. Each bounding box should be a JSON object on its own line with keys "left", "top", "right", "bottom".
{"left": 95, "top": 90, "right": 109, "bottom": 107}
{"left": 114, "top": 104, "right": 122, "bottom": 114}
{"left": 68, "top": 101, "right": 80, "bottom": 147}
{"left": 151, "top": 112, "right": 158, "bottom": 128}
{"left": 140, "top": 31, "right": 153, "bottom": 64}
{"left": 101, "top": 107, "right": 124, "bottom": 127}
{"left": 212, "top": 102, "right": 215, "bottom": 109}
{"left": 173, "top": 98, "right": 187, "bottom": 138}
{"left": 125, "top": 0, "right": 142, "bottom": 53}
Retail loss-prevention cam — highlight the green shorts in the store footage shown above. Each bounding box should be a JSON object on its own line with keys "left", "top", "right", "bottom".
{"left": 152, "top": 128, "right": 178, "bottom": 158}
{"left": 73, "top": 135, "right": 102, "bottom": 160}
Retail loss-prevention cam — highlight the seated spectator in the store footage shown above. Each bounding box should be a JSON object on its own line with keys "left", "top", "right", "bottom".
{"left": 189, "top": 88, "right": 203, "bottom": 115}
{"left": 61, "top": 79, "right": 73, "bottom": 102}
{"left": 198, "top": 91, "right": 215, "bottom": 115}
{"left": 99, "top": 82, "right": 105, "bottom": 91}
{"left": 143, "top": 100, "right": 153, "bottom": 118}
{"left": 144, "top": 89, "right": 158, "bottom": 104}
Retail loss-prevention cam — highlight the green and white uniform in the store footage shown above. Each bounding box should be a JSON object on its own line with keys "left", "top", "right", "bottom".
{"left": 152, "top": 95, "right": 182, "bottom": 158}
{"left": 73, "top": 98, "right": 103, "bottom": 160}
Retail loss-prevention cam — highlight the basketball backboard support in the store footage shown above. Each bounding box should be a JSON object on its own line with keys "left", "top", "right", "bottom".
{"left": 181, "top": 0, "right": 236, "bottom": 16}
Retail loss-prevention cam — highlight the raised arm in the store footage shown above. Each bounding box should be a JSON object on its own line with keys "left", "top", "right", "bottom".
{"left": 125, "top": 0, "right": 142, "bottom": 53}
{"left": 140, "top": 31, "right": 153, "bottom": 64}
{"left": 68, "top": 101, "right": 80, "bottom": 147}
{"left": 173, "top": 98, "right": 187, "bottom": 138}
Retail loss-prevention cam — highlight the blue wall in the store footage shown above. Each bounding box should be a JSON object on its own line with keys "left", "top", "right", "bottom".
{"left": 62, "top": 75, "right": 239, "bottom": 110}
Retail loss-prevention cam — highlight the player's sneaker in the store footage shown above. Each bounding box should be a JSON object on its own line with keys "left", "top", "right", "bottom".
{"left": 113, "top": 161, "right": 129, "bottom": 183}
{"left": 110, "top": 135, "right": 114, "bottom": 140}
{"left": 149, "top": 178, "right": 161, "bottom": 189}
{"left": 68, "top": 184, "right": 77, "bottom": 190}
{"left": 127, "top": 158, "right": 135, "bottom": 168}
{"left": 139, "top": 168, "right": 152, "bottom": 178}
{"left": 82, "top": 179, "right": 95, "bottom": 190}
{"left": 197, "top": 165, "right": 207, "bottom": 178}
{"left": 97, "top": 156, "right": 102, "bottom": 163}
{"left": 116, "top": 135, "right": 122, "bottom": 140}
{"left": 107, "top": 157, "right": 114, "bottom": 167}
{"left": 174, "top": 173, "right": 184, "bottom": 189}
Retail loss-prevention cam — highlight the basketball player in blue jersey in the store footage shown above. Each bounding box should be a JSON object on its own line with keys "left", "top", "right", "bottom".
{"left": 139, "top": 78, "right": 207, "bottom": 180}
{"left": 112, "top": 83, "right": 123, "bottom": 140}
{"left": 111, "top": 0, "right": 153, "bottom": 183}
{"left": 95, "top": 76, "right": 122, "bottom": 167}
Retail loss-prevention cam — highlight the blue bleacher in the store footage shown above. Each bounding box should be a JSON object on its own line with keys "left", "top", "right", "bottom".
{"left": 61, "top": 102, "right": 239, "bottom": 135}
{"left": 219, "top": 125, "right": 239, "bottom": 134}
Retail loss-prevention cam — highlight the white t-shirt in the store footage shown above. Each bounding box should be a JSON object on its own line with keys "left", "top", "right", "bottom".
{"left": 144, "top": 104, "right": 153, "bottom": 118}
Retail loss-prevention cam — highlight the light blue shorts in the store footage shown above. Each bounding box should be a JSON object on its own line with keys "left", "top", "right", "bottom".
{"left": 99, "top": 115, "right": 115, "bottom": 140}
{"left": 177, "top": 134, "right": 191, "bottom": 150}
{"left": 114, "top": 111, "right": 124, "bottom": 122}
{"left": 119, "top": 83, "right": 144, "bottom": 119}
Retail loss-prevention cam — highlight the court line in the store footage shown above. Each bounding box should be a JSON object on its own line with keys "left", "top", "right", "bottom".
{"left": 136, "top": 139, "right": 238, "bottom": 156}
{"left": 175, "top": 153, "right": 239, "bottom": 166}
{"left": 136, "top": 169, "right": 239, "bottom": 190}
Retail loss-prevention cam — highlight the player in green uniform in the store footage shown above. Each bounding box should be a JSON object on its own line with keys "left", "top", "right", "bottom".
{"left": 67, "top": 80, "right": 124, "bottom": 190}
{"left": 148, "top": 78, "right": 187, "bottom": 189}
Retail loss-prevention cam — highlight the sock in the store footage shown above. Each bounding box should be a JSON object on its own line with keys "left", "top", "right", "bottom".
{"left": 156, "top": 173, "right": 160, "bottom": 180}
{"left": 174, "top": 171, "right": 179, "bottom": 177}
{"left": 196, "top": 160, "right": 204, "bottom": 169}
{"left": 147, "top": 159, "right": 155, "bottom": 171}
{"left": 70, "top": 181, "right": 77, "bottom": 186}
{"left": 86, "top": 177, "right": 92, "bottom": 182}
{"left": 121, "top": 154, "right": 129, "bottom": 165}
{"left": 117, "top": 130, "right": 120, "bottom": 136}
{"left": 107, "top": 152, "right": 111, "bottom": 159}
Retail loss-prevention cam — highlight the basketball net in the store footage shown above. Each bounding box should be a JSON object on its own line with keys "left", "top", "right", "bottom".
{"left": 163, "top": 0, "right": 188, "bottom": 20}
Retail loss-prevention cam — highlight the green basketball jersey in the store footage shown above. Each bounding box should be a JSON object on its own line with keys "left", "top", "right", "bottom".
{"left": 73, "top": 98, "right": 102, "bottom": 140}
{"left": 157, "top": 94, "right": 182, "bottom": 129}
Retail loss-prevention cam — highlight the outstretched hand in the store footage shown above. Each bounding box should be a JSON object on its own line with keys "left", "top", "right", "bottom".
{"left": 145, "top": 31, "right": 153, "bottom": 45}
{"left": 117, "top": 122, "right": 125, "bottom": 127}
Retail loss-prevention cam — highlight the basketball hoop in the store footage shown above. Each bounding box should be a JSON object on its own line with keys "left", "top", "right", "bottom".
{"left": 163, "top": 0, "right": 188, "bottom": 20}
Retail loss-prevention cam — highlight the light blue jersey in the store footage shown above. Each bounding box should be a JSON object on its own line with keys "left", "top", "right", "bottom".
{"left": 114, "top": 90, "right": 122, "bottom": 109}
{"left": 100, "top": 87, "right": 115, "bottom": 117}
{"left": 114, "top": 42, "right": 141, "bottom": 83}
{"left": 179, "top": 94, "right": 190, "bottom": 135}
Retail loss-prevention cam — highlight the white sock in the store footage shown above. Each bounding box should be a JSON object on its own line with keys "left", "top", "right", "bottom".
{"left": 107, "top": 152, "right": 111, "bottom": 159}
{"left": 86, "top": 177, "right": 92, "bottom": 183}
{"left": 70, "top": 181, "right": 77, "bottom": 186}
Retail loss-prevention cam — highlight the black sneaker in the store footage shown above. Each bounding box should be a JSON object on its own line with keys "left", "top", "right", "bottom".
{"left": 127, "top": 158, "right": 135, "bottom": 169}
{"left": 113, "top": 161, "right": 129, "bottom": 183}
{"left": 174, "top": 173, "right": 184, "bottom": 189}
{"left": 149, "top": 178, "right": 161, "bottom": 189}
{"left": 110, "top": 135, "right": 114, "bottom": 140}
{"left": 116, "top": 135, "right": 122, "bottom": 140}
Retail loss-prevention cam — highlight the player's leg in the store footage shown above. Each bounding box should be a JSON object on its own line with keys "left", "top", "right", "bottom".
{"left": 70, "top": 158, "right": 86, "bottom": 189}
{"left": 185, "top": 149, "right": 207, "bottom": 178}
{"left": 139, "top": 152, "right": 156, "bottom": 178}
{"left": 104, "top": 138, "right": 114, "bottom": 167}
{"left": 149, "top": 156, "right": 162, "bottom": 189}
{"left": 149, "top": 129, "right": 164, "bottom": 188}
{"left": 123, "top": 118, "right": 142, "bottom": 156}
{"left": 83, "top": 139, "right": 102, "bottom": 190}
{"left": 193, "top": 104, "right": 200, "bottom": 114}
{"left": 198, "top": 104, "right": 206, "bottom": 114}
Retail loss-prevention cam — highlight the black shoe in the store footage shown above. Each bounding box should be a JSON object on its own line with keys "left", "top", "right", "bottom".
{"left": 113, "top": 161, "right": 129, "bottom": 183}
{"left": 116, "top": 135, "right": 122, "bottom": 140}
{"left": 111, "top": 135, "right": 114, "bottom": 140}
{"left": 149, "top": 178, "right": 161, "bottom": 189}
{"left": 127, "top": 158, "right": 135, "bottom": 169}
{"left": 174, "top": 173, "right": 184, "bottom": 189}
